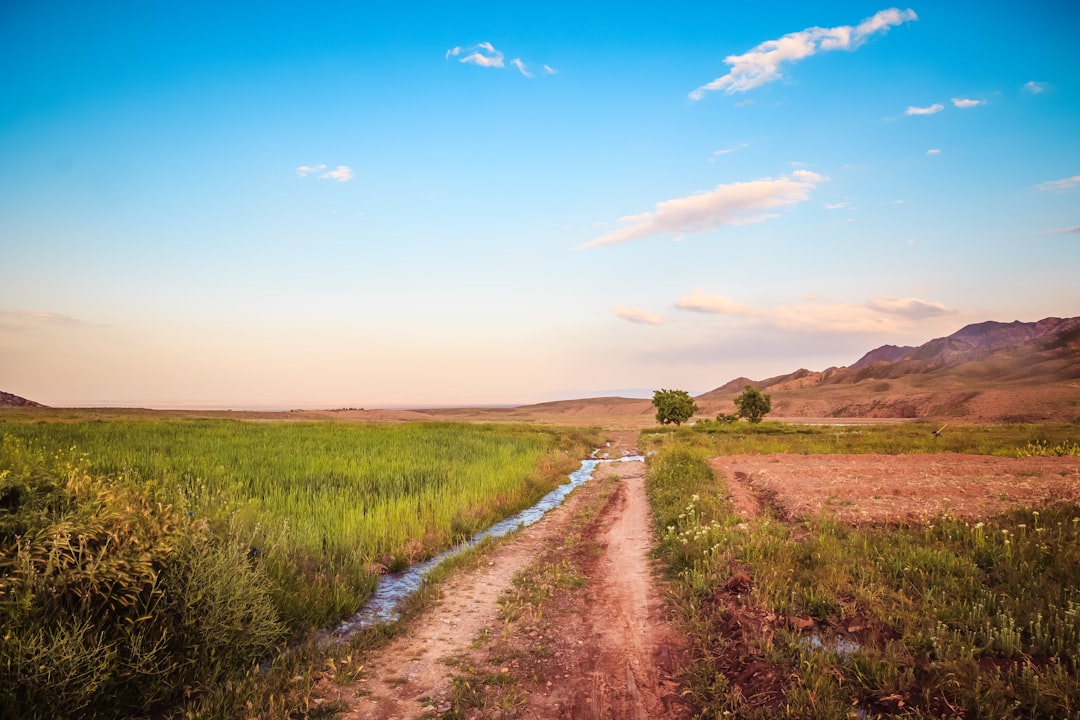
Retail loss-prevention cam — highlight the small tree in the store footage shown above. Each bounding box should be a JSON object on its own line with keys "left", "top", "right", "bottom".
{"left": 734, "top": 386, "right": 771, "bottom": 423}
{"left": 652, "top": 388, "right": 698, "bottom": 426}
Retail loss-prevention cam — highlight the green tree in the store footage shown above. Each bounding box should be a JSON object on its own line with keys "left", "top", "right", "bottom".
{"left": 734, "top": 386, "right": 772, "bottom": 423}
{"left": 652, "top": 388, "right": 699, "bottom": 426}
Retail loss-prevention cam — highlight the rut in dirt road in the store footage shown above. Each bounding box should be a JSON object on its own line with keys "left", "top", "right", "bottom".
{"left": 557, "top": 457, "right": 684, "bottom": 720}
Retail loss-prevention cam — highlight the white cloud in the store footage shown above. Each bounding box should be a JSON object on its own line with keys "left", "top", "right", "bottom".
{"left": 446, "top": 41, "right": 504, "bottom": 68}
{"left": 672, "top": 294, "right": 955, "bottom": 333}
{"left": 299, "top": 164, "right": 354, "bottom": 182}
{"left": 1045, "top": 225, "right": 1080, "bottom": 234}
{"left": 926, "top": 148, "right": 941, "bottom": 155}
{"left": 319, "top": 165, "right": 355, "bottom": 182}
{"left": 824, "top": 201, "right": 850, "bottom": 209}
{"left": 951, "top": 97, "right": 985, "bottom": 108}
{"left": 905, "top": 103, "right": 944, "bottom": 116}
{"left": 689, "top": 7, "right": 917, "bottom": 99}
{"left": 1024, "top": 80, "right": 1048, "bottom": 94}
{"left": 612, "top": 306, "right": 665, "bottom": 326}
{"left": 579, "top": 170, "right": 827, "bottom": 249}
{"left": 511, "top": 58, "right": 531, "bottom": 77}
{"left": 447, "top": 43, "right": 554, "bottom": 78}
{"left": 1035, "top": 175, "right": 1080, "bottom": 192}
{"left": 674, "top": 290, "right": 756, "bottom": 316}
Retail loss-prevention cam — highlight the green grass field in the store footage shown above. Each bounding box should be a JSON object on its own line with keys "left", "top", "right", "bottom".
{"left": 0, "top": 416, "right": 599, "bottom": 719}
{"left": 647, "top": 425, "right": 1080, "bottom": 719}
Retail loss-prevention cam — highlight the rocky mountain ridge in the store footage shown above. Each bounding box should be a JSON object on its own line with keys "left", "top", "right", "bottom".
{"left": 697, "top": 316, "right": 1080, "bottom": 422}
{"left": 0, "top": 391, "right": 45, "bottom": 408}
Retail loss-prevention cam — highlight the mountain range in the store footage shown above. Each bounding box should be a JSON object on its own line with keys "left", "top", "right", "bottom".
{"left": 695, "top": 316, "right": 1080, "bottom": 422}
{"left": 4, "top": 316, "right": 1079, "bottom": 422}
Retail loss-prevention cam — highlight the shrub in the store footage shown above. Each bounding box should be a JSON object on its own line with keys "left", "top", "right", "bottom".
{"left": 0, "top": 437, "right": 285, "bottom": 719}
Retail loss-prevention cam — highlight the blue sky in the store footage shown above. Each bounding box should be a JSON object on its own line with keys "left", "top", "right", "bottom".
{"left": 2, "top": 1, "right": 1078, "bottom": 408}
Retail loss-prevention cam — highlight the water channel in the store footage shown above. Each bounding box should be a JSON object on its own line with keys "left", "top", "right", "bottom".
{"left": 331, "top": 452, "right": 644, "bottom": 639}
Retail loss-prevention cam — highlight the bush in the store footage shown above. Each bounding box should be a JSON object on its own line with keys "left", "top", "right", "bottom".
{"left": 0, "top": 437, "right": 285, "bottom": 719}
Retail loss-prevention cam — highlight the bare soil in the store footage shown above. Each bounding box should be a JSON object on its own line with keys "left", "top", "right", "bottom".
{"left": 316, "top": 433, "right": 688, "bottom": 719}
{"left": 711, "top": 453, "right": 1080, "bottom": 523}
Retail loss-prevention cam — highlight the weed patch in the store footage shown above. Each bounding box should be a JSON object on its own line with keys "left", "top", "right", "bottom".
{"left": 647, "top": 441, "right": 1080, "bottom": 719}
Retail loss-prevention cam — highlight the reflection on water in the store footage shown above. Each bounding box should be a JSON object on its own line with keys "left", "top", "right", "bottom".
{"left": 331, "top": 454, "right": 644, "bottom": 639}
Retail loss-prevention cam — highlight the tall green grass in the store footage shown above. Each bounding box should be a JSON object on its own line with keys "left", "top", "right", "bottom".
{"left": 0, "top": 418, "right": 598, "bottom": 719}
{"left": 647, "top": 440, "right": 1080, "bottom": 719}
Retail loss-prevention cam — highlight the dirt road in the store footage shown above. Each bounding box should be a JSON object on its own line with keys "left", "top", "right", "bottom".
{"left": 317, "top": 433, "right": 686, "bottom": 719}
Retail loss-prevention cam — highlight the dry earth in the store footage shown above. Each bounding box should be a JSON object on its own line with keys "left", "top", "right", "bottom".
{"left": 316, "top": 433, "right": 688, "bottom": 719}
{"left": 711, "top": 453, "right": 1080, "bottom": 523}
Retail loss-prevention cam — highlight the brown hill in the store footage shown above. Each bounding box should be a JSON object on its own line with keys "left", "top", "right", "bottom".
{"left": 0, "top": 391, "right": 45, "bottom": 408}
{"left": 697, "top": 316, "right": 1080, "bottom": 422}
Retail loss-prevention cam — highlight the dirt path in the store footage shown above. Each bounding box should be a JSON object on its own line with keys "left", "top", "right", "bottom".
{"left": 532, "top": 451, "right": 684, "bottom": 719}
{"left": 316, "top": 432, "right": 686, "bottom": 719}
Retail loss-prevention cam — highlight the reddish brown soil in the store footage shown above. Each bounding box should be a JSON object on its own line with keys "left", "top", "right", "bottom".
{"left": 317, "top": 433, "right": 687, "bottom": 719}
{"left": 711, "top": 453, "right": 1080, "bottom": 523}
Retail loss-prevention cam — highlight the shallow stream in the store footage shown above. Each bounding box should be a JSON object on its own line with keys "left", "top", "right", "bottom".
{"left": 331, "top": 452, "right": 643, "bottom": 639}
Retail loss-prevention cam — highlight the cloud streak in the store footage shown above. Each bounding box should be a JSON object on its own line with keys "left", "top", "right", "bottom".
{"left": 1045, "top": 225, "right": 1080, "bottom": 234}
{"left": 675, "top": 290, "right": 755, "bottom": 316}
{"left": 446, "top": 42, "right": 504, "bottom": 68}
{"left": 612, "top": 306, "right": 665, "bottom": 326}
{"left": 690, "top": 8, "right": 917, "bottom": 99}
{"left": 579, "top": 170, "right": 827, "bottom": 249}
{"left": 447, "top": 42, "right": 551, "bottom": 77}
{"left": 672, "top": 292, "right": 954, "bottom": 333}
{"left": 1035, "top": 175, "right": 1080, "bottom": 191}
{"left": 1024, "top": 80, "right": 1048, "bottom": 94}
{"left": 905, "top": 103, "right": 944, "bottom": 116}
{"left": 951, "top": 97, "right": 985, "bottom": 108}
{"left": 0, "top": 309, "right": 92, "bottom": 334}
{"left": 297, "top": 164, "right": 355, "bottom": 182}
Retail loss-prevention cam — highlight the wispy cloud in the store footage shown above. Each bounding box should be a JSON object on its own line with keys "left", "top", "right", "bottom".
{"left": 510, "top": 58, "right": 531, "bottom": 77}
{"left": 579, "top": 170, "right": 827, "bottom": 249}
{"left": 0, "top": 309, "right": 92, "bottom": 334}
{"left": 675, "top": 290, "right": 756, "bottom": 316}
{"left": 446, "top": 42, "right": 504, "bottom": 68}
{"left": 865, "top": 297, "right": 953, "bottom": 319}
{"left": 447, "top": 42, "right": 552, "bottom": 77}
{"left": 319, "top": 165, "right": 355, "bottom": 182}
{"left": 297, "top": 164, "right": 355, "bottom": 182}
{"left": 824, "top": 201, "right": 850, "bottom": 210}
{"left": 709, "top": 143, "right": 748, "bottom": 161}
{"left": 926, "top": 148, "right": 941, "bottom": 155}
{"left": 1024, "top": 80, "right": 1048, "bottom": 94}
{"left": 1045, "top": 225, "right": 1080, "bottom": 234}
{"left": 612, "top": 306, "right": 665, "bottom": 326}
{"left": 905, "top": 103, "right": 944, "bottom": 116}
{"left": 672, "top": 293, "right": 954, "bottom": 333}
{"left": 689, "top": 8, "right": 917, "bottom": 100}
{"left": 951, "top": 97, "right": 985, "bottom": 108}
{"left": 1035, "top": 175, "right": 1080, "bottom": 192}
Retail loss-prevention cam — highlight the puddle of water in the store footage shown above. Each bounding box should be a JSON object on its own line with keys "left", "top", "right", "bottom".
{"left": 801, "top": 633, "right": 862, "bottom": 659}
{"left": 331, "top": 454, "right": 643, "bottom": 639}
